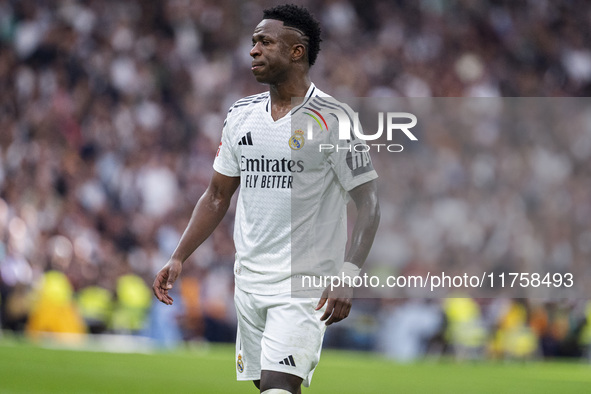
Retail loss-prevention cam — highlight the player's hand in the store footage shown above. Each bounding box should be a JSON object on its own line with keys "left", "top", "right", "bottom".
{"left": 152, "top": 259, "right": 183, "bottom": 305}
{"left": 315, "top": 285, "right": 354, "bottom": 326}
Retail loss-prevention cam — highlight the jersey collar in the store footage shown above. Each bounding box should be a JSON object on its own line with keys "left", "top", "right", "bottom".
{"left": 266, "top": 82, "right": 317, "bottom": 114}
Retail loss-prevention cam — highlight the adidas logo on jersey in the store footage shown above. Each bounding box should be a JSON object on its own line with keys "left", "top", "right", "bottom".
{"left": 279, "top": 355, "right": 296, "bottom": 367}
{"left": 238, "top": 132, "right": 253, "bottom": 146}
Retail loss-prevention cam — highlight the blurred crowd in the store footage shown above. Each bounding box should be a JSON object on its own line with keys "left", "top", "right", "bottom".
{"left": 1, "top": 0, "right": 591, "bottom": 360}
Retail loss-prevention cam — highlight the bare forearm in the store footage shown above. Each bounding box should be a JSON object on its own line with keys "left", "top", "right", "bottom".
{"left": 171, "top": 174, "right": 239, "bottom": 263}
{"left": 317, "top": 181, "right": 379, "bottom": 325}
{"left": 153, "top": 172, "right": 238, "bottom": 305}
{"left": 345, "top": 181, "right": 380, "bottom": 268}
{"left": 171, "top": 197, "right": 225, "bottom": 262}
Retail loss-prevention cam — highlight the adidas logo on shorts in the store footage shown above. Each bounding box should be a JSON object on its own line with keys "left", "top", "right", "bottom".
{"left": 238, "top": 131, "right": 253, "bottom": 146}
{"left": 279, "top": 355, "right": 296, "bottom": 367}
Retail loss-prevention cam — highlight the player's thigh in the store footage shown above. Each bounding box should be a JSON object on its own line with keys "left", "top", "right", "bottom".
{"left": 260, "top": 370, "right": 302, "bottom": 393}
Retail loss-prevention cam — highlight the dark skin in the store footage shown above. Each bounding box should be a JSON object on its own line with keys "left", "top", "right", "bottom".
{"left": 152, "top": 171, "right": 240, "bottom": 306}
{"left": 250, "top": 19, "right": 310, "bottom": 120}
{"left": 153, "top": 18, "right": 380, "bottom": 394}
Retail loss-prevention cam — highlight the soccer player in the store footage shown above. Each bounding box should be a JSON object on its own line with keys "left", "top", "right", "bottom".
{"left": 153, "top": 4, "right": 380, "bottom": 393}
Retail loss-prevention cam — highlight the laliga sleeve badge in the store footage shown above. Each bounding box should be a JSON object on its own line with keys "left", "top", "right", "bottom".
{"left": 288, "top": 129, "right": 305, "bottom": 150}
{"left": 237, "top": 354, "right": 244, "bottom": 373}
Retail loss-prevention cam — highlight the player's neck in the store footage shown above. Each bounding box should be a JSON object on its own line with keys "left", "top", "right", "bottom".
{"left": 268, "top": 76, "right": 311, "bottom": 112}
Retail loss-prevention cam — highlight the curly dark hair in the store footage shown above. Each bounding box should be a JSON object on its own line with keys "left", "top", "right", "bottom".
{"left": 263, "top": 4, "right": 322, "bottom": 66}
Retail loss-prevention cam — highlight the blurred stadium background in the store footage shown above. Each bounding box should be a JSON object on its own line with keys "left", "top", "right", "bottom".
{"left": 1, "top": 0, "right": 591, "bottom": 392}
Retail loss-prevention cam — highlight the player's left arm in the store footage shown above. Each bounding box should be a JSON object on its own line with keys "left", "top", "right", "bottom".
{"left": 316, "top": 179, "right": 380, "bottom": 325}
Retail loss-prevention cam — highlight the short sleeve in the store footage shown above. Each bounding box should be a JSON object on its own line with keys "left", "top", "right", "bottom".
{"left": 213, "top": 116, "right": 240, "bottom": 177}
{"left": 326, "top": 112, "right": 378, "bottom": 192}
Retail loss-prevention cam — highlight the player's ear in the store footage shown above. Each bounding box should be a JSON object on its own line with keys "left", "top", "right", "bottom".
{"left": 290, "top": 43, "right": 306, "bottom": 63}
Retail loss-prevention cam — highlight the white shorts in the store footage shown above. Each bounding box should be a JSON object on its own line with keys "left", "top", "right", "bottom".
{"left": 234, "top": 285, "right": 327, "bottom": 387}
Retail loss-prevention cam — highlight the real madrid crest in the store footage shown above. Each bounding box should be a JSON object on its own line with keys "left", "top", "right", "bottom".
{"left": 288, "top": 129, "right": 305, "bottom": 150}
{"left": 237, "top": 354, "right": 244, "bottom": 373}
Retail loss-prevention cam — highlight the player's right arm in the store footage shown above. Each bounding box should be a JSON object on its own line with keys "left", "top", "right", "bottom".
{"left": 152, "top": 171, "right": 240, "bottom": 305}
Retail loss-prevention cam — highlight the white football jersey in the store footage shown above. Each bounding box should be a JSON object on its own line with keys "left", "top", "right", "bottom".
{"left": 213, "top": 83, "right": 377, "bottom": 295}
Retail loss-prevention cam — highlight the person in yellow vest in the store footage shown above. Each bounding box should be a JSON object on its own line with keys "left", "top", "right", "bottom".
{"left": 489, "top": 298, "right": 538, "bottom": 359}
{"left": 579, "top": 301, "right": 591, "bottom": 360}
{"left": 443, "top": 297, "right": 487, "bottom": 360}
{"left": 26, "top": 270, "right": 87, "bottom": 341}
{"left": 110, "top": 273, "right": 152, "bottom": 334}
{"left": 77, "top": 285, "right": 113, "bottom": 334}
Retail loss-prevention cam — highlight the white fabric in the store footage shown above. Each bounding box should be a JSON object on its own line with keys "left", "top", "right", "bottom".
{"left": 213, "top": 83, "right": 378, "bottom": 295}
{"left": 339, "top": 261, "right": 361, "bottom": 278}
{"left": 234, "top": 286, "right": 326, "bottom": 388}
